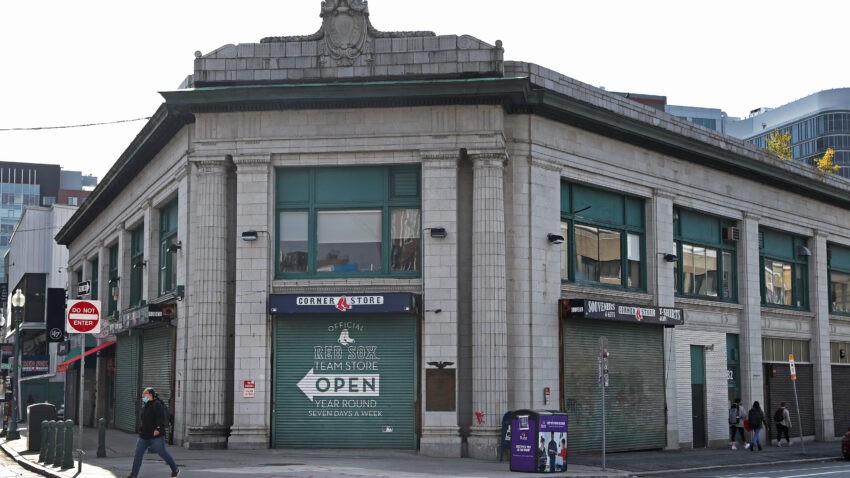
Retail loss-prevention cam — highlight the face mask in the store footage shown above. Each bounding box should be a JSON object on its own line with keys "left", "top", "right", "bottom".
{"left": 142, "top": 397, "right": 150, "bottom": 403}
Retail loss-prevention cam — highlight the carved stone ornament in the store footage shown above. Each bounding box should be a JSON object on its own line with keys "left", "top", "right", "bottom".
{"left": 319, "top": 0, "right": 371, "bottom": 66}
{"left": 261, "top": 1, "right": 435, "bottom": 65}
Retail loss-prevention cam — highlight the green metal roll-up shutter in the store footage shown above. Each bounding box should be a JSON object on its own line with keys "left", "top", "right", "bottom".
{"left": 273, "top": 315, "right": 417, "bottom": 448}
{"left": 142, "top": 325, "right": 174, "bottom": 403}
{"left": 831, "top": 365, "right": 850, "bottom": 437}
{"left": 563, "top": 320, "right": 666, "bottom": 452}
{"left": 114, "top": 333, "right": 141, "bottom": 433}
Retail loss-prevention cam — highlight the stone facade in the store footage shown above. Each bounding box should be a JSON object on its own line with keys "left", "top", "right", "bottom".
{"left": 56, "top": 0, "right": 850, "bottom": 457}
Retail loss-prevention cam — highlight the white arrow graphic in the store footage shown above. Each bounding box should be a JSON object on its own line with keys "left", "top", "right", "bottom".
{"left": 297, "top": 368, "right": 380, "bottom": 401}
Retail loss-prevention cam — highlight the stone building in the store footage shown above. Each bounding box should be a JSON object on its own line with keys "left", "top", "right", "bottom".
{"left": 55, "top": 1, "right": 850, "bottom": 457}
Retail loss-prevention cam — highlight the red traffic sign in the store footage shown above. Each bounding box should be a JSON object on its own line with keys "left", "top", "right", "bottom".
{"left": 66, "top": 300, "right": 102, "bottom": 334}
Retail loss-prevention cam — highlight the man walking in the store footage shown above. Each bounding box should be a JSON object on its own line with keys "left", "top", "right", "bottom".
{"left": 127, "top": 387, "right": 179, "bottom": 478}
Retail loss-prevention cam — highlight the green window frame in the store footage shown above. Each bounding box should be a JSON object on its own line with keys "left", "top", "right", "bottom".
{"left": 828, "top": 244, "right": 850, "bottom": 315}
{"left": 559, "top": 182, "right": 645, "bottom": 291}
{"left": 158, "top": 200, "right": 178, "bottom": 295}
{"left": 108, "top": 245, "right": 118, "bottom": 315}
{"left": 275, "top": 165, "right": 421, "bottom": 278}
{"left": 673, "top": 208, "right": 737, "bottom": 302}
{"left": 759, "top": 229, "right": 809, "bottom": 310}
{"left": 130, "top": 225, "right": 145, "bottom": 307}
{"left": 91, "top": 258, "right": 98, "bottom": 301}
{"left": 762, "top": 337, "right": 810, "bottom": 362}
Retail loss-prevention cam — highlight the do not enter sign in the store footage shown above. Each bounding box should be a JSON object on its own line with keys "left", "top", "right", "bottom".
{"left": 66, "top": 300, "right": 102, "bottom": 334}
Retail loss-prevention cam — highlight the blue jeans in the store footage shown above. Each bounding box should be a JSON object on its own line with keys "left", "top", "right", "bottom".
{"left": 751, "top": 427, "right": 762, "bottom": 449}
{"left": 131, "top": 435, "right": 177, "bottom": 476}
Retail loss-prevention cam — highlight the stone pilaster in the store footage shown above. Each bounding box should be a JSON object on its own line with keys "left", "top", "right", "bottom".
{"left": 185, "top": 157, "right": 231, "bottom": 448}
{"left": 229, "top": 154, "right": 272, "bottom": 449}
{"left": 420, "top": 151, "right": 462, "bottom": 457}
{"left": 467, "top": 151, "right": 508, "bottom": 460}
{"left": 651, "top": 191, "right": 680, "bottom": 449}
{"left": 810, "top": 231, "right": 834, "bottom": 440}
{"left": 739, "top": 213, "right": 764, "bottom": 407}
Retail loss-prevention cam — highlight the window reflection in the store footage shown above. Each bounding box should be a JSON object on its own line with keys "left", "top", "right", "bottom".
{"left": 575, "top": 224, "right": 621, "bottom": 285}
{"left": 831, "top": 271, "right": 850, "bottom": 312}
{"left": 279, "top": 211, "right": 308, "bottom": 272}
{"left": 764, "top": 259, "right": 793, "bottom": 305}
{"left": 682, "top": 244, "right": 718, "bottom": 297}
{"left": 317, "top": 210, "right": 382, "bottom": 272}
{"left": 390, "top": 208, "right": 420, "bottom": 271}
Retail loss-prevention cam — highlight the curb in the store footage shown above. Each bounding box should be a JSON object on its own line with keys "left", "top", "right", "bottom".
{"left": 0, "top": 441, "right": 68, "bottom": 478}
{"left": 631, "top": 455, "right": 844, "bottom": 477}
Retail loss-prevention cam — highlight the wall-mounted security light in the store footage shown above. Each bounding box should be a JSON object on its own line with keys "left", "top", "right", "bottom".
{"left": 547, "top": 233, "right": 565, "bottom": 244}
{"left": 705, "top": 344, "right": 715, "bottom": 352}
{"left": 108, "top": 277, "right": 120, "bottom": 286}
{"left": 241, "top": 230, "right": 259, "bottom": 241}
{"left": 663, "top": 253, "right": 678, "bottom": 263}
{"left": 133, "top": 259, "right": 147, "bottom": 269}
{"left": 797, "top": 245, "right": 812, "bottom": 257}
{"left": 424, "top": 308, "right": 443, "bottom": 314}
{"left": 167, "top": 241, "right": 182, "bottom": 253}
{"left": 428, "top": 227, "right": 447, "bottom": 239}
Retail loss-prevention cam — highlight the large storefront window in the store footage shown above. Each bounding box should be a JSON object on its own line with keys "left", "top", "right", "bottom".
{"left": 829, "top": 244, "right": 850, "bottom": 315}
{"left": 673, "top": 209, "right": 737, "bottom": 301}
{"left": 159, "top": 200, "right": 178, "bottom": 295}
{"left": 560, "top": 182, "right": 644, "bottom": 290}
{"left": 275, "top": 166, "right": 421, "bottom": 278}
{"left": 130, "top": 225, "right": 145, "bottom": 307}
{"left": 760, "top": 229, "right": 809, "bottom": 310}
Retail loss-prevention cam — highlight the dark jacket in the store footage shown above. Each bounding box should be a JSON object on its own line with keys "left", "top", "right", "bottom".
{"left": 138, "top": 398, "right": 168, "bottom": 439}
{"left": 748, "top": 407, "right": 765, "bottom": 430}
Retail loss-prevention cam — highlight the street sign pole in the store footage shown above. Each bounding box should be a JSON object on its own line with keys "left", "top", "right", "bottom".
{"left": 65, "top": 300, "right": 101, "bottom": 455}
{"left": 789, "top": 354, "right": 805, "bottom": 453}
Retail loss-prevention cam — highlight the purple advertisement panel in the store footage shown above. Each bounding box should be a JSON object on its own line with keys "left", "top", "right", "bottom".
{"left": 510, "top": 414, "right": 537, "bottom": 472}
{"left": 539, "top": 415, "right": 568, "bottom": 472}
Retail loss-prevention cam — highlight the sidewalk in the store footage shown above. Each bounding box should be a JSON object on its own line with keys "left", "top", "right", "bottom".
{"left": 0, "top": 424, "right": 843, "bottom": 478}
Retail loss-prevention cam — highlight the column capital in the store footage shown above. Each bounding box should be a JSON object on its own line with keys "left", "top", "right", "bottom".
{"left": 813, "top": 229, "right": 828, "bottom": 240}
{"left": 742, "top": 212, "right": 761, "bottom": 223}
{"left": 420, "top": 150, "right": 460, "bottom": 166}
{"left": 468, "top": 150, "right": 508, "bottom": 169}
{"left": 233, "top": 154, "right": 271, "bottom": 167}
{"left": 653, "top": 190, "right": 677, "bottom": 202}
{"left": 190, "top": 157, "right": 232, "bottom": 174}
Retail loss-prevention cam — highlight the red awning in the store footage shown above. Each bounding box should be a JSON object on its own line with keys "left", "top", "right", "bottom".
{"left": 56, "top": 341, "right": 116, "bottom": 373}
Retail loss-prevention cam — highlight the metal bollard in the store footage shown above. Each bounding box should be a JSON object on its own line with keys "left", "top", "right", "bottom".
{"left": 38, "top": 421, "right": 49, "bottom": 462}
{"left": 43, "top": 421, "right": 56, "bottom": 464}
{"left": 61, "top": 420, "right": 74, "bottom": 469}
{"left": 53, "top": 419, "right": 65, "bottom": 467}
{"left": 97, "top": 417, "right": 107, "bottom": 457}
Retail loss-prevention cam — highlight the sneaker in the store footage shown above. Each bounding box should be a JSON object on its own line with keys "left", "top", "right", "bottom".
{"left": 171, "top": 470, "right": 180, "bottom": 478}
{"left": 745, "top": 443, "right": 750, "bottom": 449}
{"left": 777, "top": 442, "right": 783, "bottom": 447}
{"left": 731, "top": 445, "right": 738, "bottom": 450}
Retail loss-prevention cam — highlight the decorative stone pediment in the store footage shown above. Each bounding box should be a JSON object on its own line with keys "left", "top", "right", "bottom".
{"left": 192, "top": 1, "right": 503, "bottom": 86}
{"left": 319, "top": 0, "right": 372, "bottom": 66}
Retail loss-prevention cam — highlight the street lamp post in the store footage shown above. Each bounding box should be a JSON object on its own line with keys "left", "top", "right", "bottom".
{"left": 7, "top": 289, "right": 25, "bottom": 441}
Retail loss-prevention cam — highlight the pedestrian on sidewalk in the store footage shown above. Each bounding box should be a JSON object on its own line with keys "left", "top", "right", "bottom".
{"left": 127, "top": 387, "right": 179, "bottom": 478}
{"left": 728, "top": 398, "right": 747, "bottom": 450}
{"left": 774, "top": 402, "right": 792, "bottom": 446}
{"left": 747, "top": 401, "right": 767, "bottom": 451}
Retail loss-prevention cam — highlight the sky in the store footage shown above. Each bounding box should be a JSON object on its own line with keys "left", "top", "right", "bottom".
{"left": 2, "top": 1, "right": 847, "bottom": 182}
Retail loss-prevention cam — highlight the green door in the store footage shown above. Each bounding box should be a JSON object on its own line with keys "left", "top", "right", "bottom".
{"left": 563, "top": 320, "right": 666, "bottom": 452}
{"left": 273, "top": 315, "right": 417, "bottom": 448}
{"left": 114, "top": 333, "right": 141, "bottom": 432}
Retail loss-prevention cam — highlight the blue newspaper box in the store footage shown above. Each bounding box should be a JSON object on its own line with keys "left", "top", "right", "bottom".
{"left": 509, "top": 410, "right": 568, "bottom": 473}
